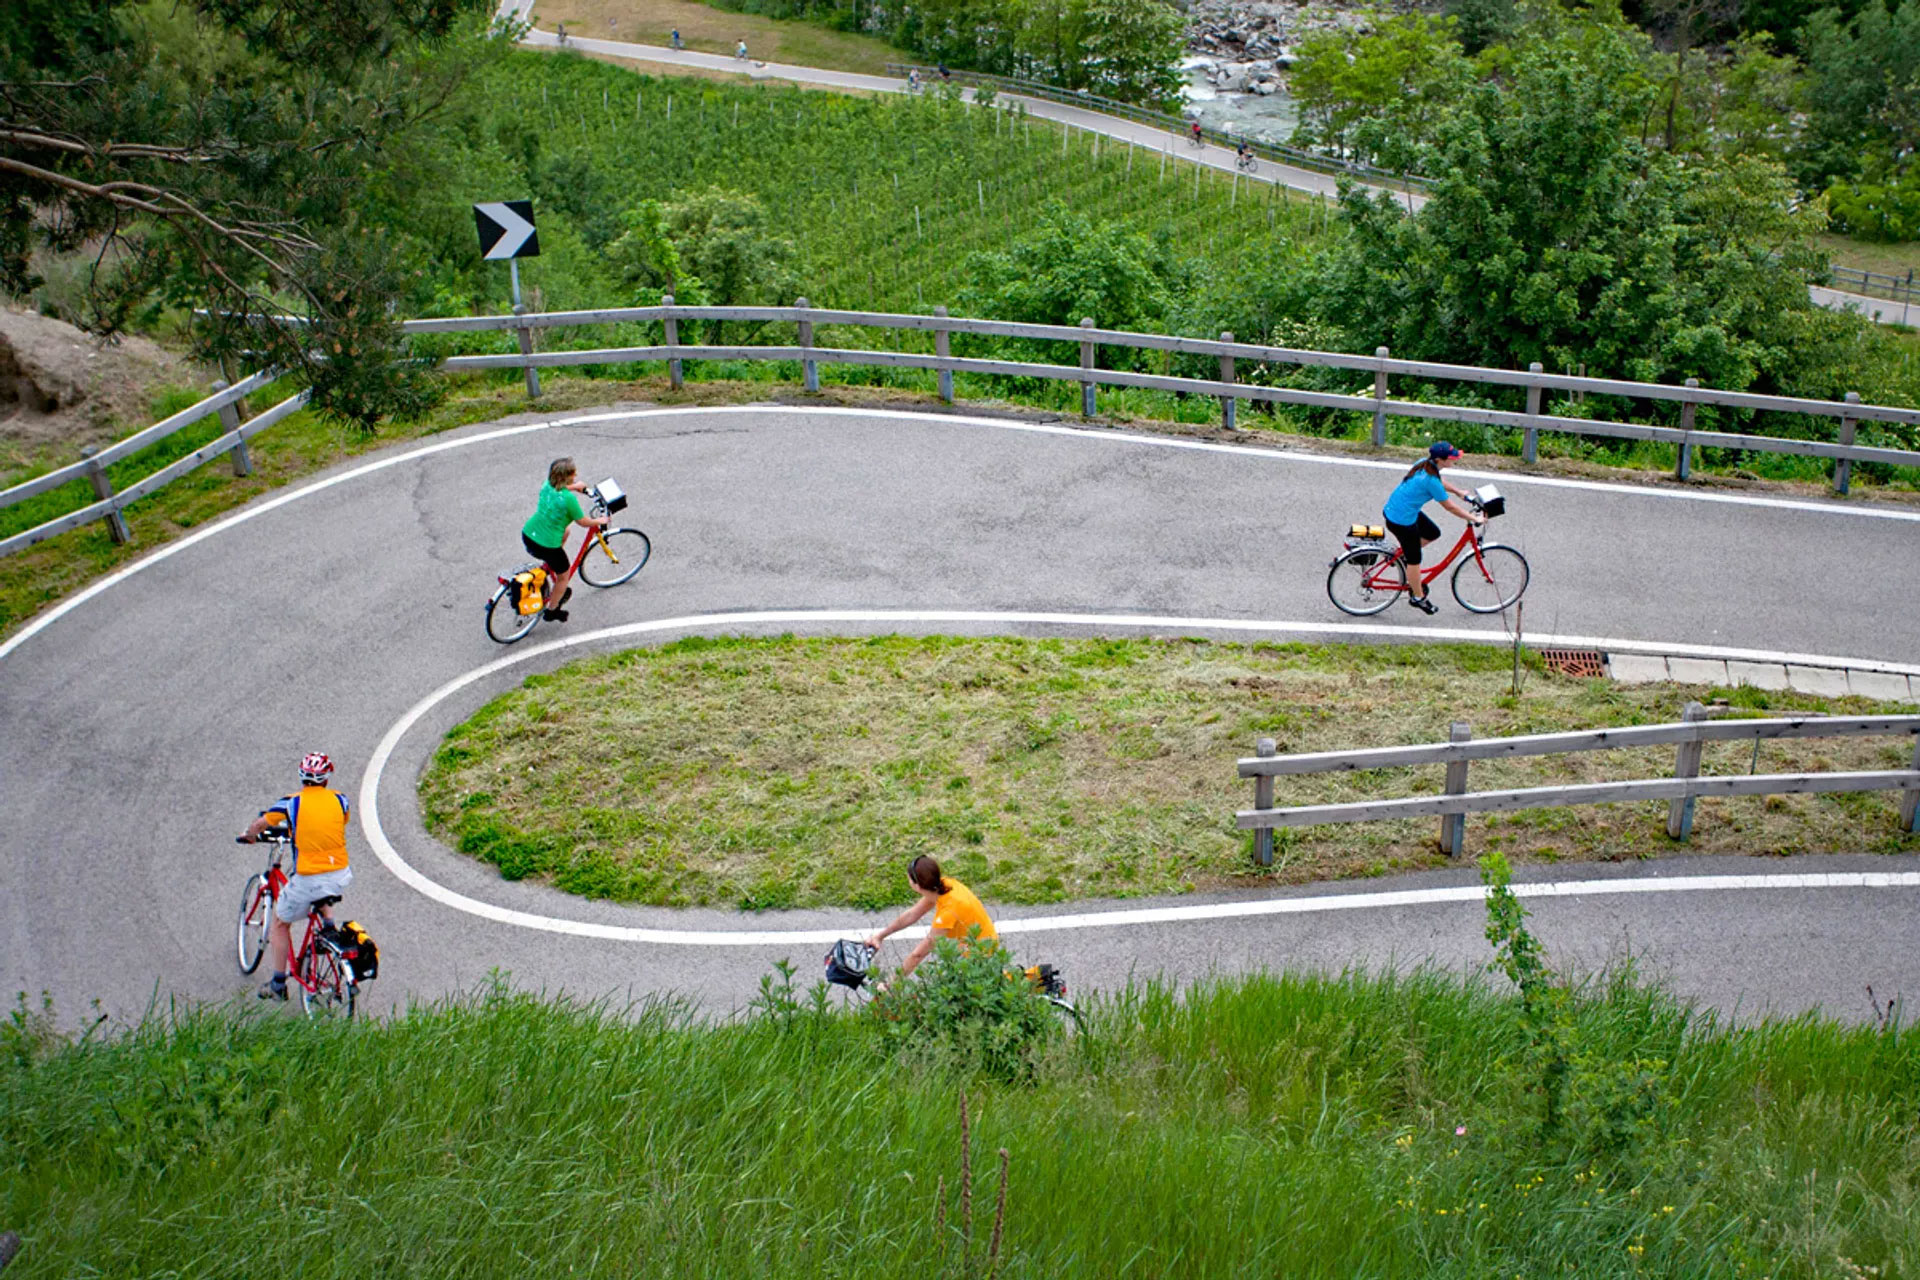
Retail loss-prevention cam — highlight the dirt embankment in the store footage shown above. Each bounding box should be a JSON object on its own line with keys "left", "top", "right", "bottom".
{"left": 0, "top": 307, "right": 199, "bottom": 461}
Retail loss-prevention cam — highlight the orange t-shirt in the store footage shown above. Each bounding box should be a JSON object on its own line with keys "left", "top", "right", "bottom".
{"left": 931, "top": 878, "right": 997, "bottom": 942}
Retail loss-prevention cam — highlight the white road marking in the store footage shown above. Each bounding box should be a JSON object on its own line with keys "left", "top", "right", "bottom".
{"left": 7, "top": 405, "right": 1916, "bottom": 674}
{"left": 358, "top": 609, "right": 1920, "bottom": 943}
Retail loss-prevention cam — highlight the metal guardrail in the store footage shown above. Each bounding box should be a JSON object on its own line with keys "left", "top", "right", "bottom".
{"left": 883, "top": 62, "right": 1427, "bottom": 193}
{"left": 8, "top": 300, "right": 1920, "bottom": 557}
{"left": 1237, "top": 706, "right": 1920, "bottom": 861}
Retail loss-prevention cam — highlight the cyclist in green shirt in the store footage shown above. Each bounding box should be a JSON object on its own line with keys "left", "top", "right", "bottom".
{"left": 520, "top": 457, "right": 607, "bottom": 622}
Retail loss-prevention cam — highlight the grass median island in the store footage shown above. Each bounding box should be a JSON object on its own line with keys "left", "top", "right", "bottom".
{"left": 5, "top": 961, "right": 1918, "bottom": 1277}
{"left": 420, "top": 635, "right": 1919, "bottom": 910}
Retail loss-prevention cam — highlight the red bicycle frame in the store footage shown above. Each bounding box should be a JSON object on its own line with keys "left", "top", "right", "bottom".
{"left": 497, "top": 525, "right": 607, "bottom": 599}
{"left": 1361, "top": 522, "right": 1495, "bottom": 594}
{"left": 248, "top": 842, "right": 339, "bottom": 999}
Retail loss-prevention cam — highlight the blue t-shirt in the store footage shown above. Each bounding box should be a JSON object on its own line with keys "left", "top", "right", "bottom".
{"left": 1383, "top": 470, "right": 1448, "bottom": 525}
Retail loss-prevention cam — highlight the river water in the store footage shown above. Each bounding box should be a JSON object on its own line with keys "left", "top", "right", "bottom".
{"left": 1179, "top": 57, "right": 1300, "bottom": 146}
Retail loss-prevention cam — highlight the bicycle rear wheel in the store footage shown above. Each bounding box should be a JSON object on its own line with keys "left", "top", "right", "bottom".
{"left": 236, "top": 873, "right": 270, "bottom": 974}
{"left": 486, "top": 570, "right": 544, "bottom": 644}
{"left": 1451, "top": 543, "right": 1529, "bottom": 613}
{"left": 300, "top": 942, "right": 356, "bottom": 1019}
{"left": 1326, "top": 546, "right": 1406, "bottom": 616}
{"left": 578, "top": 528, "right": 651, "bottom": 587}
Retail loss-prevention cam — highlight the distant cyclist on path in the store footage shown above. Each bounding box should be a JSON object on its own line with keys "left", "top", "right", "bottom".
{"left": 1383, "top": 440, "right": 1482, "bottom": 614}
{"left": 865, "top": 855, "right": 997, "bottom": 980}
{"left": 239, "top": 753, "right": 352, "bottom": 1001}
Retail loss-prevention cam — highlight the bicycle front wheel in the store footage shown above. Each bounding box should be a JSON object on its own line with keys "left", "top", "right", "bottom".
{"left": 301, "top": 943, "right": 355, "bottom": 1019}
{"left": 1451, "top": 543, "right": 1530, "bottom": 613}
{"left": 236, "top": 873, "right": 270, "bottom": 974}
{"left": 486, "top": 575, "right": 543, "bottom": 645}
{"left": 578, "top": 528, "right": 651, "bottom": 587}
{"left": 1326, "top": 546, "right": 1406, "bottom": 616}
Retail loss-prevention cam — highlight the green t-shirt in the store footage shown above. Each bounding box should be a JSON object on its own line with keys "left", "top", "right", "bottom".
{"left": 522, "top": 483, "right": 585, "bottom": 548}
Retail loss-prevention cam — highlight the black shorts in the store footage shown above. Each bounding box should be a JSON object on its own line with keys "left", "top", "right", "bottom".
{"left": 522, "top": 531, "right": 570, "bottom": 577}
{"left": 1385, "top": 513, "right": 1440, "bottom": 565}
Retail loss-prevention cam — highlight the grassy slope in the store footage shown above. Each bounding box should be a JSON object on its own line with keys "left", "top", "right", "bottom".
{"left": 3, "top": 970, "right": 1916, "bottom": 1278}
{"left": 419, "top": 635, "right": 1920, "bottom": 911}
{"left": 533, "top": 0, "right": 902, "bottom": 74}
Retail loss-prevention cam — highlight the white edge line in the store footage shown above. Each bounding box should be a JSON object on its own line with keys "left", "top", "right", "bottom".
{"left": 359, "top": 607, "right": 1920, "bottom": 945}
{"left": 7, "top": 404, "right": 1917, "bottom": 672}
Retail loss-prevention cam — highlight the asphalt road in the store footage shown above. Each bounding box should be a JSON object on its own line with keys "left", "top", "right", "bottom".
{"left": 3, "top": 405, "right": 1917, "bottom": 1028}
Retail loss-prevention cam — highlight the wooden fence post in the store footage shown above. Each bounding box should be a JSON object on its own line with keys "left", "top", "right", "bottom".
{"left": 934, "top": 305, "right": 954, "bottom": 404}
{"left": 210, "top": 380, "right": 250, "bottom": 477}
{"left": 512, "top": 303, "right": 541, "bottom": 400}
{"left": 1218, "top": 331, "right": 1237, "bottom": 431}
{"left": 796, "top": 296, "right": 819, "bottom": 392}
{"left": 1667, "top": 700, "right": 1710, "bottom": 840}
{"left": 1675, "top": 378, "right": 1699, "bottom": 481}
{"left": 1523, "top": 362, "right": 1543, "bottom": 463}
{"left": 662, "top": 294, "right": 683, "bottom": 391}
{"left": 1252, "top": 737, "right": 1276, "bottom": 867}
{"left": 1079, "top": 317, "right": 1097, "bottom": 417}
{"left": 1439, "top": 721, "right": 1470, "bottom": 856}
{"left": 81, "top": 445, "right": 131, "bottom": 545}
{"left": 1834, "top": 391, "right": 1860, "bottom": 495}
{"left": 1902, "top": 732, "right": 1919, "bottom": 833}
{"left": 1371, "top": 346, "right": 1390, "bottom": 446}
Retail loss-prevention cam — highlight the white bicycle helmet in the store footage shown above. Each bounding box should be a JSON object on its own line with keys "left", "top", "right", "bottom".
{"left": 298, "top": 752, "right": 334, "bottom": 785}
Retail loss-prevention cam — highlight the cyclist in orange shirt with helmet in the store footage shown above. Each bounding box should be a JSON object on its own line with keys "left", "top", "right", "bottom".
{"left": 865, "top": 854, "right": 997, "bottom": 979}
{"left": 239, "top": 752, "right": 353, "bottom": 1001}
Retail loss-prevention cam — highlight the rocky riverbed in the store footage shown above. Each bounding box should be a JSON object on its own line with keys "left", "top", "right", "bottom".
{"left": 1179, "top": 0, "right": 1431, "bottom": 144}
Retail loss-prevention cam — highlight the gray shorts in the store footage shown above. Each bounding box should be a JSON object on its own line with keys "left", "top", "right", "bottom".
{"left": 275, "top": 867, "right": 353, "bottom": 923}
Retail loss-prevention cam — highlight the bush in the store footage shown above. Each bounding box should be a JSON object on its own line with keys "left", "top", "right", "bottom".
{"left": 868, "top": 931, "right": 1061, "bottom": 1080}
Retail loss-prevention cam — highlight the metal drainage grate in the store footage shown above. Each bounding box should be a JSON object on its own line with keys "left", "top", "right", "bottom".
{"left": 1538, "top": 647, "right": 1608, "bottom": 678}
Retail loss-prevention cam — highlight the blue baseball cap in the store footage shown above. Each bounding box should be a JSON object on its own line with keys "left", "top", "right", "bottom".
{"left": 1428, "top": 441, "right": 1463, "bottom": 460}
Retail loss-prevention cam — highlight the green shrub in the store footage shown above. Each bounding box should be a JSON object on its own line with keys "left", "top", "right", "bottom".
{"left": 868, "top": 931, "right": 1061, "bottom": 1080}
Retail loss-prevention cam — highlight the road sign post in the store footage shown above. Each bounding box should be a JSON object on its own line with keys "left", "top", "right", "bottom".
{"left": 475, "top": 200, "right": 542, "bottom": 399}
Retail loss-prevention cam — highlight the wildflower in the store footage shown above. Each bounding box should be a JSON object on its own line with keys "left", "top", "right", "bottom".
{"left": 1456, "top": 1125, "right": 1468, "bottom": 1136}
{"left": 1662, "top": 1205, "right": 1675, "bottom": 1214}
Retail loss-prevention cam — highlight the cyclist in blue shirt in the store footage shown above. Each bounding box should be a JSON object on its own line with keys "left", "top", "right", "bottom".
{"left": 1383, "top": 441, "right": 1482, "bottom": 614}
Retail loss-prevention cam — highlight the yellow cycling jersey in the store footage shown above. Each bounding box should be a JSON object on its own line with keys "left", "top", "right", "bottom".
{"left": 264, "top": 785, "right": 351, "bottom": 876}
{"left": 931, "top": 877, "right": 997, "bottom": 943}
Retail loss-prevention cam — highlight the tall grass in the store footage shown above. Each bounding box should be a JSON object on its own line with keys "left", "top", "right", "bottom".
{"left": 4, "top": 965, "right": 1916, "bottom": 1278}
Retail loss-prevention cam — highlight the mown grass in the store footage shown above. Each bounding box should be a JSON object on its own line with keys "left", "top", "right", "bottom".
{"left": 419, "top": 635, "right": 1920, "bottom": 910}
{"left": 3, "top": 963, "right": 1916, "bottom": 1279}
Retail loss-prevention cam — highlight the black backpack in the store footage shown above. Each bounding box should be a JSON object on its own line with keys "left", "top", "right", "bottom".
{"left": 823, "top": 939, "right": 875, "bottom": 989}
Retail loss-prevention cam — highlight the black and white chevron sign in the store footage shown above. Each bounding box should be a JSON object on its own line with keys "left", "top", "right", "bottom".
{"left": 473, "top": 201, "right": 540, "bottom": 260}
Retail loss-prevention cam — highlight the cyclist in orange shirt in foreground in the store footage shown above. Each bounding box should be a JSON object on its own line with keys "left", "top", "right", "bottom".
{"left": 239, "top": 752, "right": 352, "bottom": 1000}
{"left": 865, "top": 855, "right": 997, "bottom": 979}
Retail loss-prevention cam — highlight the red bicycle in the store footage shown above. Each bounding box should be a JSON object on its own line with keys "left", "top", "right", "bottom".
{"left": 1326, "top": 488, "right": 1529, "bottom": 616}
{"left": 235, "top": 829, "right": 359, "bottom": 1017}
{"left": 486, "top": 479, "right": 650, "bottom": 644}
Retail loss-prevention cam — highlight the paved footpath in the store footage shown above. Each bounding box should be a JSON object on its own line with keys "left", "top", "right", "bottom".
{"left": 2, "top": 405, "right": 1916, "bottom": 1029}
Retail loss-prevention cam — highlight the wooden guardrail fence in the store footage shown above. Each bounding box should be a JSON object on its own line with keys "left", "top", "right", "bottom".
{"left": 6, "top": 301, "right": 1920, "bottom": 556}
{"left": 1237, "top": 705, "right": 1920, "bottom": 863}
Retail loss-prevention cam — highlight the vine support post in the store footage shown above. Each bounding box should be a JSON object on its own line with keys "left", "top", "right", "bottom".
{"left": 1675, "top": 378, "right": 1699, "bottom": 480}
{"left": 1371, "top": 346, "right": 1390, "bottom": 446}
{"left": 81, "top": 446, "right": 131, "bottom": 545}
{"left": 1667, "top": 701, "right": 1710, "bottom": 841}
{"left": 1834, "top": 392, "right": 1860, "bottom": 495}
{"left": 1439, "top": 721, "right": 1470, "bottom": 856}
{"left": 211, "top": 380, "right": 250, "bottom": 477}
{"left": 663, "top": 294, "right": 683, "bottom": 391}
{"left": 796, "top": 296, "right": 819, "bottom": 392}
{"left": 1079, "top": 317, "right": 1097, "bottom": 417}
{"left": 1252, "top": 737, "right": 1276, "bottom": 867}
{"left": 934, "top": 305, "right": 954, "bottom": 404}
{"left": 1522, "top": 363, "right": 1543, "bottom": 463}
{"left": 1218, "top": 331, "right": 1237, "bottom": 431}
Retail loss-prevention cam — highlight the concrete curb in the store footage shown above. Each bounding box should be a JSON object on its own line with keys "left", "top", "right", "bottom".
{"left": 1607, "top": 652, "right": 1918, "bottom": 703}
